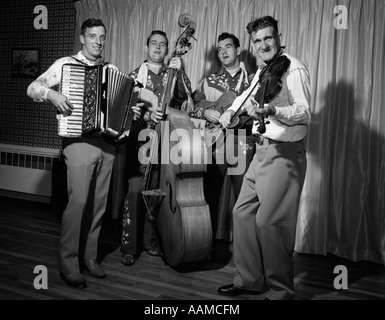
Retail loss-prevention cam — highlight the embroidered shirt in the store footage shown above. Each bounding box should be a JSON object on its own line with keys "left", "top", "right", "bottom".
{"left": 129, "top": 61, "right": 192, "bottom": 110}
{"left": 127, "top": 61, "right": 193, "bottom": 139}
{"left": 191, "top": 63, "right": 254, "bottom": 119}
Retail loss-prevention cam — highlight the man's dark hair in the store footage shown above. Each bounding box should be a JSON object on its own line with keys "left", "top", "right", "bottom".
{"left": 217, "top": 32, "right": 240, "bottom": 48}
{"left": 146, "top": 30, "right": 169, "bottom": 47}
{"left": 80, "top": 18, "right": 106, "bottom": 36}
{"left": 246, "top": 16, "right": 279, "bottom": 36}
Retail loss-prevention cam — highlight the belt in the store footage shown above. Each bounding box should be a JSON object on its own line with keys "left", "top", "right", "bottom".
{"left": 251, "top": 134, "right": 284, "bottom": 145}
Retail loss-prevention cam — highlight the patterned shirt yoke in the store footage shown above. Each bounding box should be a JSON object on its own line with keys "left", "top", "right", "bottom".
{"left": 191, "top": 65, "right": 254, "bottom": 119}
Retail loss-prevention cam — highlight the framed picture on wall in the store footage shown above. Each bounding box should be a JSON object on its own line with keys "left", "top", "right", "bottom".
{"left": 12, "top": 48, "right": 39, "bottom": 78}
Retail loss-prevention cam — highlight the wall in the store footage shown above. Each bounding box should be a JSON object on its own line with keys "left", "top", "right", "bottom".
{"left": 0, "top": 0, "right": 76, "bottom": 201}
{"left": 0, "top": 0, "right": 76, "bottom": 149}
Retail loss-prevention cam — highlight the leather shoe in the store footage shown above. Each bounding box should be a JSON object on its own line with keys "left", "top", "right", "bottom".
{"left": 218, "top": 284, "right": 260, "bottom": 296}
{"left": 121, "top": 254, "right": 136, "bottom": 266}
{"left": 60, "top": 272, "right": 87, "bottom": 289}
{"left": 218, "top": 284, "right": 245, "bottom": 296}
{"left": 145, "top": 248, "right": 161, "bottom": 256}
{"left": 83, "top": 259, "right": 106, "bottom": 279}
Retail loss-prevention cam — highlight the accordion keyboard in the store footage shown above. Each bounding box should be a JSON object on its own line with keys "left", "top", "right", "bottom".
{"left": 58, "top": 63, "right": 135, "bottom": 139}
{"left": 58, "top": 64, "right": 86, "bottom": 138}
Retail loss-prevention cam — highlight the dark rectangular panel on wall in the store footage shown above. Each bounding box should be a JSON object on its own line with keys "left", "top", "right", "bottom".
{"left": 0, "top": 0, "right": 76, "bottom": 149}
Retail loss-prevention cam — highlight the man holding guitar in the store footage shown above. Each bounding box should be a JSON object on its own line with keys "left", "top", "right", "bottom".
{"left": 190, "top": 32, "right": 255, "bottom": 240}
{"left": 218, "top": 16, "right": 311, "bottom": 300}
{"left": 119, "top": 30, "right": 193, "bottom": 267}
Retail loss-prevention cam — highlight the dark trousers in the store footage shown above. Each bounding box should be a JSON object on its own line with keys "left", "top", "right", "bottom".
{"left": 120, "top": 141, "right": 158, "bottom": 256}
{"left": 205, "top": 133, "right": 255, "bottom": 238}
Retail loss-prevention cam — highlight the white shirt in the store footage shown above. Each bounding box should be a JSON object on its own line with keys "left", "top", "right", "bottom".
{"left": 27, "top": 51, "right": 116, "bottom": 102}
{"left": 228, "top": 53, "right": 311, "bottom": 142}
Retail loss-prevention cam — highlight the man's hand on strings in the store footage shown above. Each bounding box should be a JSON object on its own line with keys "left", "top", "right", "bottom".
{"left": 204, "top": 109, "right": 221, "bottom": 123}
{"left": 219, "top": 109, "right": 235, "bottom": 128}
{"left": 150, "top": 107, "right": 164, "bottom": 123}
{"left": 168, "top": 57, "right": 182, "bottom": 70}
{"left": 246, "top": 99, "right": 275, "bottom": 120}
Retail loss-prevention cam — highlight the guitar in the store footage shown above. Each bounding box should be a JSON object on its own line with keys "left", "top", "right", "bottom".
{"left": 191, "top": 91, "right": 236, "bottom": 148}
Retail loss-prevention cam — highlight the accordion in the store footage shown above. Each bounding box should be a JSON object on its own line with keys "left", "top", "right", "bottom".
{"left": 58, "top": 63, "right": 137, "bottom": 139}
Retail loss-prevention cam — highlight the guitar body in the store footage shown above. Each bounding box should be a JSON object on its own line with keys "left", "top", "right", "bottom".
{"left": 196, "top": 91, "right": 237, "bottom": 114}
{"left": 194, "top": 91, "right": 237, "bottom": 148}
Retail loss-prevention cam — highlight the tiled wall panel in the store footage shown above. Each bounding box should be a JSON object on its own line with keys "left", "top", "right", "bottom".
{"left": 0, "top": 0, "right": 76, "bottom": 149}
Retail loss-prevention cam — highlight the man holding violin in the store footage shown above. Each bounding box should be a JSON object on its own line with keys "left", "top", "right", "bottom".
{"left": 218, "top": 16, "right": 311, "bottom": 300}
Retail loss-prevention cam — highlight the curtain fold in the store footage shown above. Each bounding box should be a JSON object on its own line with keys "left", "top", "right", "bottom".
{"left": 74, "top": 0, "right": 385, "bottom": 265}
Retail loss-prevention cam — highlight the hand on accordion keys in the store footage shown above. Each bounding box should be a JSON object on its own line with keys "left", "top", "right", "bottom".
{"left": 47, "top": 90, "right": 74, "bottom": 116}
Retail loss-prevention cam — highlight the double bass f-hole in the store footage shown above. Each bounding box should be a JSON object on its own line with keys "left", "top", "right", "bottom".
{"left": 166, "top": 181, "right": 176, "bottom": 214}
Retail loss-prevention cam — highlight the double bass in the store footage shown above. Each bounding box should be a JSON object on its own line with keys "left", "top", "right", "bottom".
{"left": 142, "top": 14, "right": 212, "bottom": 266}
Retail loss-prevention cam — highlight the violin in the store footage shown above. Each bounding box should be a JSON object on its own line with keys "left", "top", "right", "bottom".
{"left": 253, "top": 49, "right": 291, "bottom": 133}
{"left": 228, "top": 48, "right": 290, "bottom": 132}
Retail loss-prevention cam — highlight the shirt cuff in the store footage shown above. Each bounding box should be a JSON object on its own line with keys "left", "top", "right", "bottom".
{"left": 42, "top": 88, "right": 52, "bottom": 101}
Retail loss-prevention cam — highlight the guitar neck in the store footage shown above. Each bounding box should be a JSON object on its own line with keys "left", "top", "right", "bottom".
{"left": 160, "top": 68, "right": 177, "bottom": 114}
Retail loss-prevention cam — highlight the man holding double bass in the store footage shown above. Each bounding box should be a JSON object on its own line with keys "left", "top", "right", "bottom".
{"left": 119, "top": 29, "right": 193, "bottom": 267}
{"left": 218, "top": 16, "right": 311, "bottom": 300}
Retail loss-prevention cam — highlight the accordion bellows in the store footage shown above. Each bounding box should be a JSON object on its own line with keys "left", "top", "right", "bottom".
{"left": 58, "top": 63, "right": 137, "bottom": 139}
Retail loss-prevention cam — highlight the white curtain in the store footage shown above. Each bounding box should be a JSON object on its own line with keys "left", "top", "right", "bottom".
{"left": 74, "top": 0, "right": 385, "bottom": 265}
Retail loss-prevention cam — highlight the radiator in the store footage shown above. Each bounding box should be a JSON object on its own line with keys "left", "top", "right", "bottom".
{"left": 0, "top": 144, "right": 60, "bottom": 201}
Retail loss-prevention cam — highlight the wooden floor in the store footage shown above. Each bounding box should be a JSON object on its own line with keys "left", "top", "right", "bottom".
{"left": 1, "top": 196, "right": 385, "bottom": 301}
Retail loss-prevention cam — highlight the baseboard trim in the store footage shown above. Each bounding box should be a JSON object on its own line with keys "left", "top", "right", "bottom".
{"left": 0, "top": 189, "right": 51, "bottom": 203}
